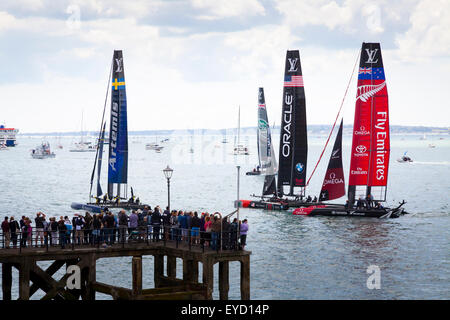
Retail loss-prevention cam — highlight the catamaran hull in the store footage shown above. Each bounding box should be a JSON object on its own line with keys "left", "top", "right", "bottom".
{"left": 235, "top": 199, "right": 319, "bottom": 210}
{"left": 71, "top": 202, "right": 150, "bottom": 213}
{"left": 292, "top": 205, "right": 390, "bottom": 218}
{"left": 236, "top": 200, "right": 406, "bottom": 218}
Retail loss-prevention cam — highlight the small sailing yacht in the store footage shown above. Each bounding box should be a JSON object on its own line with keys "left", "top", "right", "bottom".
{"left": 233, "top": 106, "right": 250, "bottom": 155}
{"left": 70, "top": 112, "right": 96, "bottom": 152}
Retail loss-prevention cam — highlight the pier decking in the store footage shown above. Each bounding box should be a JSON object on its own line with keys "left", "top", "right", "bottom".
{"left": 0, "top": 232, "right": 251, "bottom": 300}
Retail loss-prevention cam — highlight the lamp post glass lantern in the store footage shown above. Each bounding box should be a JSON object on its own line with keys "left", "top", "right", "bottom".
{"left": 163, "top": 165, "right": 173, "bottom": 211}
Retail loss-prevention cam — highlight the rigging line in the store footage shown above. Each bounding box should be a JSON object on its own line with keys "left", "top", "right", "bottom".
{"left": 306, "top": 48, "right": 361, "bottom": 187}
{"left": 89, "top": 57, "right": 113, "bottom": 199}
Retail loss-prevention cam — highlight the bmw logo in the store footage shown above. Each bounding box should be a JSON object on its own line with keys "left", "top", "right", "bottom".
{"left": 295, "top": 162, "right": 304, "bottom": 173}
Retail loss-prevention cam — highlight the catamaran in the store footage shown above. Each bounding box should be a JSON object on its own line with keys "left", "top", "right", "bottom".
{"left": 291, "top": 42, "right": 407, "bottom": 218}
{"left": 237, "top": 43, "right": 408, "bottom": 218}
{"left": 71, "top": 50, "right": 148, "bottom": 213}
{"left": 246, "top": 88, "right": 277, "bottom": 177}
{"left": 237, "top": 49, "right": 308, "bottom": 210}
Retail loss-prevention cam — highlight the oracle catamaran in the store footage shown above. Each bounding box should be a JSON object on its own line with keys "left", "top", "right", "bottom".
{"left": 237, "top": 49, "right": 309, "bottom": 210}
{"left": 71, "top": 50, "right": 148, "bottom": 213}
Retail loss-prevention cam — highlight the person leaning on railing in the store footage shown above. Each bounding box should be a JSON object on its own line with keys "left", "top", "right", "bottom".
{"left": 9, "top": 217, "right": 20, "bottom": 248}
{"left": 210, "top": 214, "right": 222, "bottom": 251}
{"left": 58, "top": 217, "right": 67, "bottom": 249}
{"left": 2, "top": 217, "right": 11, "bottom": 248}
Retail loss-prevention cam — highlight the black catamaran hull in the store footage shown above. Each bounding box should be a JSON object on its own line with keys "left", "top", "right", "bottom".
{"left": 236, "top": 199, "right": 322, "bottom": 211}
{"left": 71, "top": 202, "right": 149, "bottom": 214}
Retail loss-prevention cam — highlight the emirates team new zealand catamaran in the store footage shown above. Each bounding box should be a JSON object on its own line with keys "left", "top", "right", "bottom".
{"left": 237, "top": 43, "right": 408, "bottom": 218}
{"left": 71, "top": 50, "right": 148, "bottom": 213}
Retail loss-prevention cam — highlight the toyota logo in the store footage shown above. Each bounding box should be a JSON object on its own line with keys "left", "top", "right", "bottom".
{"left": 356, "top": 145, "right": 366, "bottom": 153}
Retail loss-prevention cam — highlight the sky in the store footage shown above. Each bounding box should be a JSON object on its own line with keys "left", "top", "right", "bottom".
{"left": 0, "top": 0, "right": 449, "bottom": 133}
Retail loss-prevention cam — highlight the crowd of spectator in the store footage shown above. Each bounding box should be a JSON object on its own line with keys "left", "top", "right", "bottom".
{"left": 1, "top": 206, "right": 249, "bottom": 251}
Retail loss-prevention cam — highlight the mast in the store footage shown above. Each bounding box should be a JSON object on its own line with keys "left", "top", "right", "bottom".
{"left": 107, "top": 50, "right": 129, "bottom": 199}
{"left": 277, "top": 50, "right": 308, "bottom": 197}
{"left": 319, "top": 119, "right": 345, "bottom": 201}
{"left": 238, "top": 105, "right": 241, "bottom": 146}
{"left": 96, "top": 122, "right": 106, "bottom": 197}
{"left": 88, "top": 59, "right": 112, "bottom": 202}
{"left": 348, "top": 42, "right": 389, "bottom": 204}
{"left": 80, "top": 110, "right": 84, "bottom": 144}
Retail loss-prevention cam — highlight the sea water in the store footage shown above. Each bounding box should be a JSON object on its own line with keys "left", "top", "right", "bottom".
{"left": 0, "top": 132, "right": 449, "bottom": 299}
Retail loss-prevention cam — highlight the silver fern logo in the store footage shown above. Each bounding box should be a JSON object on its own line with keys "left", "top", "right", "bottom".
{"left": 357, "top": 82, "right": 386, "bottom": 102}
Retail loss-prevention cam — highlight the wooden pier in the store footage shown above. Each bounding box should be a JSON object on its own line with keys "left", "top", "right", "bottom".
{"left": 0, "top": 240, "right": 251, "bottom": 300}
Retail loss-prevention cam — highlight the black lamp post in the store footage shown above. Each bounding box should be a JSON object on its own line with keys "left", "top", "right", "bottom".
{"left": 163, "top": 165, "right": 173, "bottom": 211}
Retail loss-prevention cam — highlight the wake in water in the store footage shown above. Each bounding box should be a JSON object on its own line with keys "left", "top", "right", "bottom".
{"left": 402, "top": 161, "right": 450, "bottom": 166}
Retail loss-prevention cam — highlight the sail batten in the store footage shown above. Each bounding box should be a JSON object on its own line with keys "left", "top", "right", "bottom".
{"left": 277, "top": 50, "right": 307, "bottom": 196}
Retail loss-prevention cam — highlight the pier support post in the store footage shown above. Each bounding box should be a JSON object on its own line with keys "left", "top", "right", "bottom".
{"left": 192, "top": 260, "right": 199, "bottom": 283}
{"left": 202, "top": 257, "right": 214, "bottom": 300}
{"left": 183, "top": 259, "right": 198, "bottom": 283}
{"left": 2, "top": 263, "right": 12, "bottom": 300}
{"left": 83, "top": 254, "right": 96, "bottom": 300}
{"left": 167, "top": 256, "right": 176, "bottom": 278}
{"left": 19, "top": 259, "right": 31, "bottom": 300}
{"left": 219, "top": 261, "right": 229, "bottom": 300}
{"left": 154, "top": 254, "right": 164, "bottom": 288}
{"left": 132, "top": 256, "right": 142, "bottom": 296}
{"left": 240, "top": 255, "right": 250, "bottom": 300}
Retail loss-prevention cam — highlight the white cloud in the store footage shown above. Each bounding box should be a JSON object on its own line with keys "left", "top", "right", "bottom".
{"left": 0, "top": 11, "right": 17, "bottom": 32}
{"left": 274, "top": 0, "right": 355, "bottom": 31}
{"left": 191, "top": 0, "right": 265, "bottom": 20}
{"left": 1, "top": 0, "right": 449, "bottom": 132}
{"left": 395, "top": 0, "right": 450, "bottom": 61}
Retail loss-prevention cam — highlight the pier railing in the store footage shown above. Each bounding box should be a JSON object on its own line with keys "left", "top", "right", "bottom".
{"left": 0, "top": 225, "right": 242, "bottom": 254}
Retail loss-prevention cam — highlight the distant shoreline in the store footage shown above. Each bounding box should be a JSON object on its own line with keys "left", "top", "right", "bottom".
{"left": 17, "top": 124, "right": 450, "bottom": 136}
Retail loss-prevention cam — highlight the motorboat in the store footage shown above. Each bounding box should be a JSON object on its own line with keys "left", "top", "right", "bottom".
{"left": 31, "top": 142, "right": 56, "bottom": 159}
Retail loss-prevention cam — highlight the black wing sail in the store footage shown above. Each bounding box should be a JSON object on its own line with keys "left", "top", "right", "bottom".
{"left": 319, "top": 119, "right": 345, "bottom": 201}
{"left": 277, "top": 50, "right": 307, "bottom": 196}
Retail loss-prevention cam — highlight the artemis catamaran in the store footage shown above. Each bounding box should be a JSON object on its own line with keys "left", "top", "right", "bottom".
{"left": 71, "top": 50, "right": 148, "bottom": 213}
